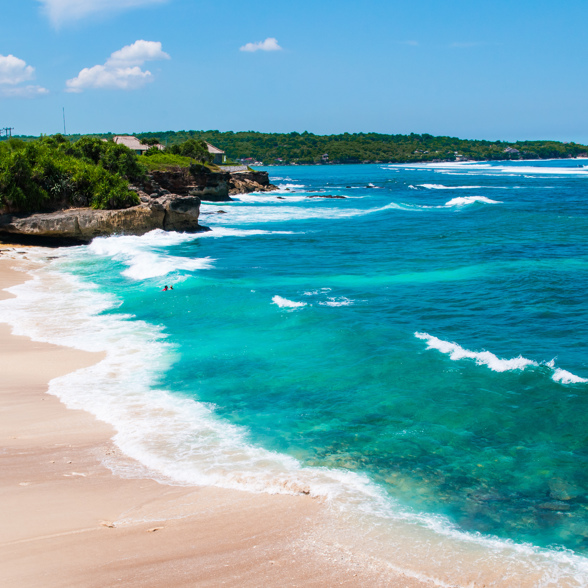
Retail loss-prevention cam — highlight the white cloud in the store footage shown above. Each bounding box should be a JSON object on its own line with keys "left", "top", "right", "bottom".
{"left": 1, "top": 85, "right": 50, "bottom": 98}
{"left": 66, "top": 40, "right": 170, "bottom": 93}
{"left": 0, "top": 54, "right": 48, "bottom": 98}
{"left": 38, "top": 0, "right": 168, "bottom": 27}
{"left": 0, "top": 54, "right": 35, "bottom": 85}
{"left": 240, "top": 38, "right": 283, "bottom": 52}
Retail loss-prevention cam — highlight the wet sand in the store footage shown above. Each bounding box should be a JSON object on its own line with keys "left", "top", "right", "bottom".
{"left": 0, "top": 254, "right": 433, "bottom": 588}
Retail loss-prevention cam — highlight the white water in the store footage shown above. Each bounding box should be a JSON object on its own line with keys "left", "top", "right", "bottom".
{"left": 415, "top": 332, "right": 587, "bottom": 384}
{"left": 444, "top": 196, "right": 502, "bottom": 207}
{"left": 272, "top": 295, "right": 307, "bottom": 308}
{"left": 387, "top": 161, "right": 588, "bottom": 177}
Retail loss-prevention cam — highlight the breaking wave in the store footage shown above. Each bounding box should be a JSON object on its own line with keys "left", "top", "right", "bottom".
{"left": 415, "top": 332, "right": 587, "bottom": 384}
{"left": 272, "top": 295, "right": 307, "bottom": 308}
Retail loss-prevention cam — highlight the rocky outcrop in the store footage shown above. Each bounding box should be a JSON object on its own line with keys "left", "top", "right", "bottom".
{"left": 141, "top": 167, "right": 278, "bottom": 202}
{"left": 145, "top": 167, "right": 231, "bottom": 201}
{"left": 228, "top": 170, "right": 278, "bottom": 195}
{"left": 0, "top": 167, "right": 277, "bottom": 244}
{"left": 0, "top": 194, "right": 206, "bottom": 243}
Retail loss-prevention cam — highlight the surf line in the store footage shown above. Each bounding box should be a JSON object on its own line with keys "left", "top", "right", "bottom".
{"left": 415, "top": 332, "right": 587, "bottom": 384}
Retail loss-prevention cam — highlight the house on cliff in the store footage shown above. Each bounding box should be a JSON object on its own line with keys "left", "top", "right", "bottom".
{"left": 113, "top": 136, "right": 164, "bottom": 155}
{"left": 205, "top": 142, "right": 226, "bottom": 165}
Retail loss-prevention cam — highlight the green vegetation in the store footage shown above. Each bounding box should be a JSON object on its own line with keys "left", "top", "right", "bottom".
{"left": 6, "top": 131, "right": 588, "bottom": 165}
{"left": 0, "top": 135, "right": 141, "bottom": 213}
{"left": 167, "top": 138, "right": 213, "bottom": 163}
{"left": 141, "top": 150, "right": 219, "bottom": 172}
{"left": 134, "top": 130, "right": 588, "bottom": 165}
{"left": 5, "top": 131, "right": 586, "bottom": 167}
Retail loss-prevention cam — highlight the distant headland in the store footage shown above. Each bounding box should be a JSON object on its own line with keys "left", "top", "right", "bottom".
{"left": 4, "top": 130, "right": 587, "bottom": 166}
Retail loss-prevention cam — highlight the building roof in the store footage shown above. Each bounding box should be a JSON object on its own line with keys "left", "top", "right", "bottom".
{"left": 113, "top": 136, "right": 164, "bottom": 151}
{"left": 114, "top": 136, "right": 148, "bottom": 151}
{"left": 205, "top": 142, "right": 225, "bottom": 154}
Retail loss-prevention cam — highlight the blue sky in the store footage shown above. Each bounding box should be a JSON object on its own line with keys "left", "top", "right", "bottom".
{"left": 1, "top": 0, "right": 587, "bottom": 142}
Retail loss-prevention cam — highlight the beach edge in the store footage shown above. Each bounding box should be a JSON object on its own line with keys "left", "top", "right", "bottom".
{"left": 0, "top": 254, "right": 433, "bottom": 588}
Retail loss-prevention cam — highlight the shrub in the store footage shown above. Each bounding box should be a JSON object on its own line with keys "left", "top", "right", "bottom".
{"left": 0, "top": 135, "right": 141, "bottom": 213}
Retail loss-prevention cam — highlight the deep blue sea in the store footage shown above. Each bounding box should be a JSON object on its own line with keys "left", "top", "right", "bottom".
{"left": 2, "top": 160, "right": 588, "bottom": 586}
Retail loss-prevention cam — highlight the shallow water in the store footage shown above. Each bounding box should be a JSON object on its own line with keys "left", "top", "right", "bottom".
{"left": 2, "top": 160, "right": 588, "bottom": 585}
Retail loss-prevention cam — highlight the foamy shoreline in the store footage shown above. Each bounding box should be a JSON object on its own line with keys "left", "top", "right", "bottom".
{"left": 2, "top": 240, "right": 588, "bottom": 587}
{"left": 0, "top": 252, "right": 433, "bottom": 587}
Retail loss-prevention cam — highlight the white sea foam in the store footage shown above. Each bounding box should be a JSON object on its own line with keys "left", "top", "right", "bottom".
{"left": 319, "top": 297, "right": 354, "bottom": 307}
{"left": 415, "top": 332, "right": 537, "bottom": 372}
{"left": 1, "top": 259, "right": 587, "bottom": 585}
{"left": 419, "top": 183, "right": 484, "bottom": 190}
{"left": 387, "top": 161, "right": 588, "bottom": 177}
{"left": 415, "top": 332, "right": 587, "bottom": 384}
{"left": 86, "top": 228, "right": 299, "bottom": 279}
{"left": 231, "top": 192, "right": 309, "bottom": 203}
{"left": 552, "top": 368, "right": 588, "bottom": 384}
{"left": 272, "top": 295, "right": 307, "bottom": 308}
{"left": 303, "top": 288, "right": 332, "bottom": 296}
{"left": 200, "top": 201, "right": 412, "bottom": 225}
{"left": 88, "top": 232, "right": 214, "bottom": 280}
{"left": 444, "top": 196, "right": 502, "bottom": 207}
{"left": 196, "top": 227, "right": 295, "bottom": 238}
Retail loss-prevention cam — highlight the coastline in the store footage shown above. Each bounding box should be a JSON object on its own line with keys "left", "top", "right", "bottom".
{"left": 0, "top": 253, "right": 433, "bottom": 587}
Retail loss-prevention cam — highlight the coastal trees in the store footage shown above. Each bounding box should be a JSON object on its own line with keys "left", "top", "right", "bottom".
{"left": 167, "top": 138, "right": 213, "bottom": 163}
{"left": 128, "top": 130, "right": 587, "bottom": 165}
{"left": 4, "top": 131, "right": 587, "bottom": 169}
{"left": 0, "top": 136, "right": 140, "bottom": 213}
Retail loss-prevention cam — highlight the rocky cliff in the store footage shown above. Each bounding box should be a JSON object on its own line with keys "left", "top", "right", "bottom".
{"left": 0, "top": 194, "right": 205, "bottom": 244}
{"left": 142, "top": 166, "right": 277, "bottom": 202}
{"left": 0, "top": 167, "right": 277, "bottom": 244}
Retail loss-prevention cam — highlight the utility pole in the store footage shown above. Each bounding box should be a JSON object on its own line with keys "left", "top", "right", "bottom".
{"left": 63, "top": 107, "right": 67, "bottom": 135}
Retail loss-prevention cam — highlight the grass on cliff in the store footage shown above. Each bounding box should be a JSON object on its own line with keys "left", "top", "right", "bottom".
{"left": 142, "top": 151, "right": 220, "bottom": 172}
{"left": 0, "top": 135, "right": 141, "bottom": 213}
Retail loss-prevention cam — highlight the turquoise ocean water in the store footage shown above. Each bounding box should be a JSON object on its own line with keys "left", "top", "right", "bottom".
{"left": 2, "top": 160, "right": 588, "bottom": 585}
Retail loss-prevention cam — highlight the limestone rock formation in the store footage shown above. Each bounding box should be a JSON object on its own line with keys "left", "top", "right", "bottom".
{"left": 228, "top": 170, "right": 278, "bottom": 195}
{"left": 0, "top": 167, "right": 277, "bottom": 244}
{"left": 142, "top": 167, "right": 277, "bottom": 202}
{"left": 0, "top": 194, "right": 206, "bottom": 243}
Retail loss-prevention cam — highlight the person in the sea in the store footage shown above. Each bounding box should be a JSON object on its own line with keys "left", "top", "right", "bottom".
{"left": 162, "top": 285, "right": 168, "bottom": 291}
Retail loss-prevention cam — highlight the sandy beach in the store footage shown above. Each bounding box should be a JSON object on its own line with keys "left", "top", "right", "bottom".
{"left": 0, "top": 252, "right": 433, "bottom": 588}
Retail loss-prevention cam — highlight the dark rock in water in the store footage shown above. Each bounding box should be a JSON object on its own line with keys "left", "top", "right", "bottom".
{"left": 216, "top": 210, "right": 227, "bottom": 214}
{"left": 228, "top": 170, "right": 278, "bottom": 196}
{"left": 276, "top": 196, "right": 285, "bottom": 200}
{"left": 549, "top": 478, "right": 581, "bottom": 501}
{"left": 306, "top": 194, "right": 347, "bottom": 199}
{"left": 538, "top": 502, "right": 572, "bottom": 511}
{"left": 346, "top": 186, "right": 352, "bottom": 188}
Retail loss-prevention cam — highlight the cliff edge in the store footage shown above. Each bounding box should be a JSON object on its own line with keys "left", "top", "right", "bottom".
{"left": 0, "top": 168, "right": 277, "bottom": 244}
